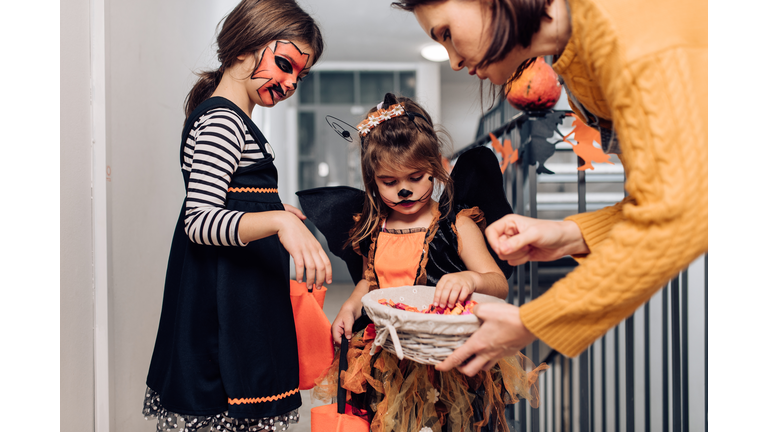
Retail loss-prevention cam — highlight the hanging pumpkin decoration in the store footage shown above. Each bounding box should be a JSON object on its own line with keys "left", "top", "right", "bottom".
{"left": 505, "top": 57, "right": 561, "bottom": 111}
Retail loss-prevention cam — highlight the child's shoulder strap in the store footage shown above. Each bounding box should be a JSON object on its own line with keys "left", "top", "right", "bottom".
{"left": 178, "top": 97, "right": 272, "bottom": 168}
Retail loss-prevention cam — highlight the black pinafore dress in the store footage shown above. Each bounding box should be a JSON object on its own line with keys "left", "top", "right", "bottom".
{"left": 146, "top": 97, "right": 301, "bottom": 421}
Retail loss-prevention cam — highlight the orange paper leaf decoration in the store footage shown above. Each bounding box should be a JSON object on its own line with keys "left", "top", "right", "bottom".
{"left": 564, "top": 116, "right": 614, "bottom": 171}
{"left": 489, "top": 133, "right": 519, "bottom": 172}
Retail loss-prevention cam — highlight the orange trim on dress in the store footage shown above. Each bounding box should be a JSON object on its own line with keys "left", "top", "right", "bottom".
{"left": 228, "top": 187, "right": 278, "bottom": 194}
{"left": 228, "top": 387, "right": 299, "bottom": 405}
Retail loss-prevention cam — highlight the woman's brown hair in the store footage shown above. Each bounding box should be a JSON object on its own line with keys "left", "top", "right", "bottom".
{"left": 391, "top": 0, "right": 552, "bottom": 81}
{"left": 184, "top": 0, "right": 324, "bottom": 119}
{"left": 347, "top": 94, "right": 454, "bottom": 250}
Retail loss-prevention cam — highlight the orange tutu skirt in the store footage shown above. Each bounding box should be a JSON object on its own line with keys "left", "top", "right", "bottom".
{"left": 312, "top": 324, "right": 548, "bottom": 432}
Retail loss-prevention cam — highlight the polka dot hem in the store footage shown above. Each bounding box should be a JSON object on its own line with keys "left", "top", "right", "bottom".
{"left": 143, "top": 387, "right": 299, "bottom": 432}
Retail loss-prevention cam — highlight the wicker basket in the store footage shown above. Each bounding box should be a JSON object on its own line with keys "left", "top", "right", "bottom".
{"left": 361, "top": 286, "right": 507, "bottom": 365}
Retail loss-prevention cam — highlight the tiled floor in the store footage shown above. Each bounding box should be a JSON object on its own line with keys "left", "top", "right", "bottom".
{"left": 294, "top": 282, "right": 356, "bottom": 432}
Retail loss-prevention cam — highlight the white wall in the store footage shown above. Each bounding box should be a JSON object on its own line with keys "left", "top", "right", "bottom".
{"left": 440, "top": 80, "right": 486, "bottom": 152}
{"left": 61, "top": 0, "right": 96, "bottom": 430}
{"left": 60, "top": 1, "right": 315, "bottom": 430}
{"left": 415, "top": 61, "right": 441, "bottom": 126}
{"left": 438, "top": 63, "right": 490, "bottom": 153}
{"left": 104, "top": 0, "right": 244, "bottom": 430}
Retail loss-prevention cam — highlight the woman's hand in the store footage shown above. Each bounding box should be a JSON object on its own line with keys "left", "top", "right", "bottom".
{"left": 435, "top": 302, "right": 537, "bottom": 376}
{"left": 485, "top": 215, "right": 589, "bottom": 266}
{"left": 331, "top": 300, "right": 362, "bottom": 345}
{"left": 274, "top": 212, "right": 332, "bottom": 289}
{"left": 433, "top": 272, "right": 477, "bottom": 309}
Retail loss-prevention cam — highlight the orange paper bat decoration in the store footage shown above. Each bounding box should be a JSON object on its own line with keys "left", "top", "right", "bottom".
{"left": 489, "top": 133, "right": 518, "bottom": 172}
{"left": 563, "top": 115, "right": 614, "bottom": 171}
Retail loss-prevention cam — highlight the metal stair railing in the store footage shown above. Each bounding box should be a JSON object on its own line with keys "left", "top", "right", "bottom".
{"left": 453, "top": 105, "right": 708, "bottom": 432}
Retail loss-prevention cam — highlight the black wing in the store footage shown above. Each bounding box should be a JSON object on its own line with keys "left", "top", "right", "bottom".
{"left": 296, "top": 186, "right": 366, "bottom": 285}
{"left": 450, "top": 146, "right": 515, "bottom": 279}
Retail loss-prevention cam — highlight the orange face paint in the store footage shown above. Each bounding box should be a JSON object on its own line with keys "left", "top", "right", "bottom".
{"left": 251, "top": 40, "right": 311, "bottom": 106}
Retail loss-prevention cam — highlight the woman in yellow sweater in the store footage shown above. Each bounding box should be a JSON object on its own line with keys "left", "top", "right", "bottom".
{"left": 393, "top": 0, "right": 707, "bottom": 375}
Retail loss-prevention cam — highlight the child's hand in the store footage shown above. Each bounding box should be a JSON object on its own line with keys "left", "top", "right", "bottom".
{"left": 283, "top": 203, "right": 307, "bottom": 221}
{"left": 275, "top": 212, "right": 333, "bottom": 289}
{"left": 433, "top": 272, "right": 478, "bottom": 309}
{"left": 331, "top": 301, "right": 362, "bottom": 345}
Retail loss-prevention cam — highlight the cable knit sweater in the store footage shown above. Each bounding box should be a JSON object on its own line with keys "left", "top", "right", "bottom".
{"left": 518, "top": 0, "right": 707, "bottom": 357}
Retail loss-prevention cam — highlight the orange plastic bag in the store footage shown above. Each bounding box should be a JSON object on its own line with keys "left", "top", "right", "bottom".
{"left": 310, "top": 403, "right": 370, "bottom": 432}
{"left": 310, "top": 337, "right": 370, "bottom": 432}
{"left": 290, "top": 281, "right": 334, "bottom": 390}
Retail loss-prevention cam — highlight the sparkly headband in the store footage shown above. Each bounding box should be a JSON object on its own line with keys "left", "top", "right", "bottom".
{"left": 356, "top": 103, "right": 406, "bottom": 137}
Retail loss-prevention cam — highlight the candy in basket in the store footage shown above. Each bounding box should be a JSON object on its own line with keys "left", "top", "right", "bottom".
{"left": 360, "top": 285, "right": 507, "bottom": 365}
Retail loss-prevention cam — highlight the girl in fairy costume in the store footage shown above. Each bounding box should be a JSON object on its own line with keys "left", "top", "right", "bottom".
{"left": 300, "top": 93, "right": 546, "bottom": 432}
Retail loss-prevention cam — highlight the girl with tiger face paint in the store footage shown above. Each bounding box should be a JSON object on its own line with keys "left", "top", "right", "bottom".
{"left": 146, "top": 1, "right": 327, "bottom": 430}
{"left": 250, "top": 40, "right": 312, "bottom": 107}
{"left": 211, "top": 38, "right": 314, "bottom": 111}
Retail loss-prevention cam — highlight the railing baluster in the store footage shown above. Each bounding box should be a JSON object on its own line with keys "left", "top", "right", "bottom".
{"left": 682, "top": 270, "right": 689, "bottom": 432}
{"left": 602, "top": 335, "right": 607, "bottom": 432}
{"left": 517, "top": 125, "right": 529, "bottom": 432}
{"left": 530, "top": 163, "right": 540, "bottom": 432}
{"left": 704, "top": 255, "right": 708, "bottom": 432}
{"left": 590, "top": 345, "right": 595, "bottom": 432}
{"left": 579, "top": 350, "right": 589, "bottom": 432}
{"left": 672, "top": 275, "right": 682, "bottom": 432}
{"left": 562, "top": 355, "right": 567, "bottom": 432}
{"left": 575, "top": 142, "right": 588, "bottom": 432}
{"left": 615, "top": 328, "right": 620, "bottom": 432}
{"left": 644, "top": 304, "right": 651, "bottom": 432}
{"left": 627, "top": 315, "right": 635, "bottom": 432}
{"left": 663, "top": 286, "right": 669, "bottom": 432}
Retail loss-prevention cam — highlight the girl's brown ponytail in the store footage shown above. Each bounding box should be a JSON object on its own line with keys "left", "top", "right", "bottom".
{"left": 184, "top": 68, "right": 225, "bottom": 120}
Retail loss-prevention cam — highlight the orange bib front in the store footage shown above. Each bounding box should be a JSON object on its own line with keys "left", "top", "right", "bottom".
{"left": 373, "top": 228, "right": 427, "bottom": 289}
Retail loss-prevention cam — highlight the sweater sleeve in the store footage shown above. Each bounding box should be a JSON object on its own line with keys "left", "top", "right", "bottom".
{"left": 183, "top": 110, "right": 248, "bottom": 247}
{"left": 520, "top": 4, "right": 708, "bottom": 357}
{"left": 563, "top": 195, "right": 633, "bottom": 262}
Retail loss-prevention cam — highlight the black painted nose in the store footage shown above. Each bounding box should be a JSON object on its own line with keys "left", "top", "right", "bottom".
{"left": 398, "top": 189, "right": 413, "bottom": 198}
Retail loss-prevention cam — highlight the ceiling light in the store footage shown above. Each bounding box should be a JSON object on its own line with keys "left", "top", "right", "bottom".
{"left": 420, "top": 44, "right": 449, "bottom": 62}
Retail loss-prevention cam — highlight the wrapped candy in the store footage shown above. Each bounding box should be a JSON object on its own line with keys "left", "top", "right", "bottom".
{"left": 378, "top": 298, "right": 478, "bottom": 315}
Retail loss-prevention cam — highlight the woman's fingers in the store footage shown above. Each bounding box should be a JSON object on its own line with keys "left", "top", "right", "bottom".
{"left": 485, "top": 216, "right": 520, "bottom": 253}
{"left": 497, "top": 226, "right": 543, "bottom": 257}
{"left": 456, "top": 352, "right": 497, "bottom": 376}
{"left": 435, "top": 335, "right": 478, "bottom": 372}
{"left": 437, "top": 303, "right": 537, "bottom": 376}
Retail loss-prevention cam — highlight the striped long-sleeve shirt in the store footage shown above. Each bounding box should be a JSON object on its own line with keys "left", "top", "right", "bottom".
{"left": 182, "top": 107, "right": 274, "bottom": 247}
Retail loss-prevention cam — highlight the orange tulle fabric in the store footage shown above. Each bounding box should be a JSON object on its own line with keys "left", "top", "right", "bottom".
{"left": 312, "top": 325, "right": 548, "bottom": 432}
